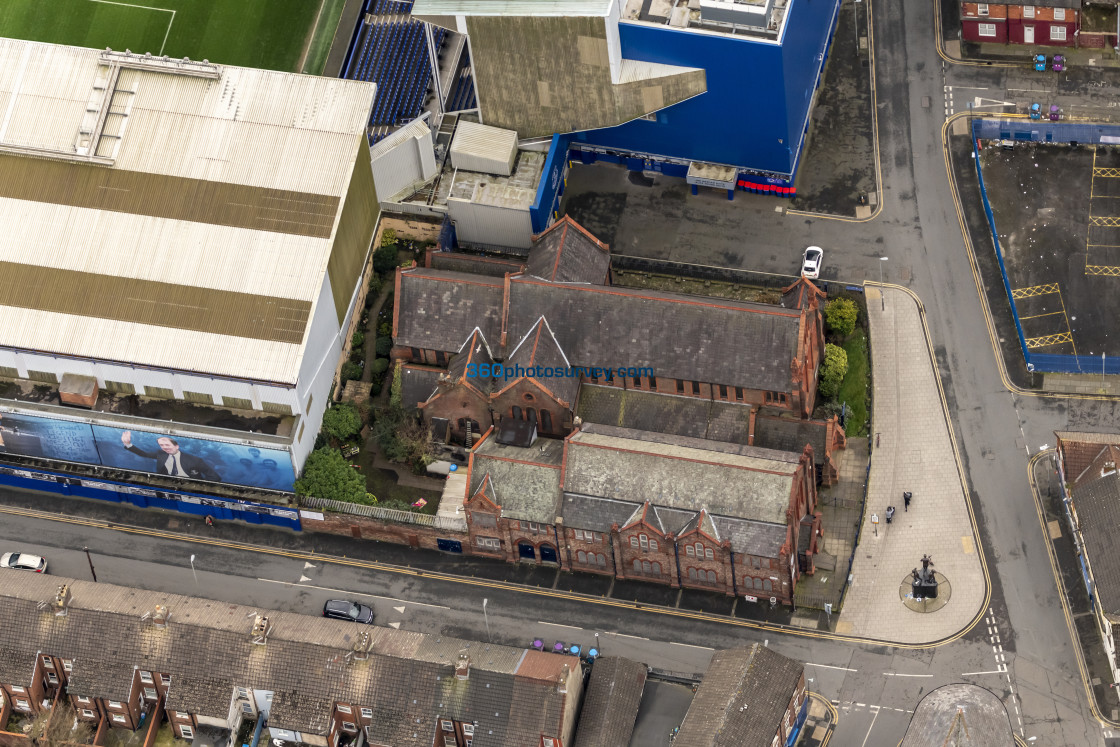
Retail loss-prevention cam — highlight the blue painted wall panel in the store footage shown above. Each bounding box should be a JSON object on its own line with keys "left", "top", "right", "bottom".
{"left": 531, "top": 134, "right": 572, "bottom": 232}
{"left": 571, "top": 0, "right": 839, "bottom": 178}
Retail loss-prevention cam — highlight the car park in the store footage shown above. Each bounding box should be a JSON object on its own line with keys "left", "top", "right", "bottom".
{"left": 1, "top": 551, "right": 48, "bottom": 573}
{"left": 801, "top": 246, "right": 824, "bottom": 279}
{"left": 322, "top": 599, "right": 375, "bottom": 624}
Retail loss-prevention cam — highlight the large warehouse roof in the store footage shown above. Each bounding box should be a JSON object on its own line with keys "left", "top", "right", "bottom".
{"left": 0, "top": 39, "right": 376, "bottom": 384}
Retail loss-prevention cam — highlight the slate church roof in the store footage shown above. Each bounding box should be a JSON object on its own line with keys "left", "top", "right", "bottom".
{"left": 525, "top": 215, "right": 610, "bottom": 285}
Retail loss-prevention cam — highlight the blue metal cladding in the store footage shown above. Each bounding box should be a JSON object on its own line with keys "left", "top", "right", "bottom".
{"left": 571, "top": 0, "right": 840, "bottom": 177}
{"left": 531, "top": 133, "right": 572, "bottom": 232}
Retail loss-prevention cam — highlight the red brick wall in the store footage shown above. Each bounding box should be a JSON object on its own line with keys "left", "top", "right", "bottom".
{"left": 303, "top": 511, "right": 470, "bottom": 553}
{"left": 490, "top": 379, "right": 572, "bottom": 437}
{"left": 421, "top": 382, "right": 492, "bottom": 445}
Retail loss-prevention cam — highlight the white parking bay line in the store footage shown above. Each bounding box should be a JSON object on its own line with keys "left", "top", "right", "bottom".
{"left": 807, "top": 663, "right": 858, "bottom": 672}
{"left": 254, "top": 578, "right": 450, "bottom": 609}
{"left": 537, "top": 621, "right": 582, "bottom": 630}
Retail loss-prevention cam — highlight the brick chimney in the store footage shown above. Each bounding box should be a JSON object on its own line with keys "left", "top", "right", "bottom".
{"left": 455, "top": 651, "right": 470, "bottom": 680}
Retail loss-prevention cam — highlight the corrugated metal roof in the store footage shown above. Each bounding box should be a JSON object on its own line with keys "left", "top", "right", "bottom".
{"left": 0, "top": 39, "right": 377, "bottom": 384}
{"left": 412, "top": 0, "right": 612, "bottom": 16}
{"left": 450, "top": 120, "right": 518, "bottom": 176}
{"left": 370, "top": 118, "right": 431, "bottom": 159}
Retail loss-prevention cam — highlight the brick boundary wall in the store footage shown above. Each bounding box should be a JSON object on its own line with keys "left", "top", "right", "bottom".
{"left": 303, "top": 511, "right": 470, "bottom": 552}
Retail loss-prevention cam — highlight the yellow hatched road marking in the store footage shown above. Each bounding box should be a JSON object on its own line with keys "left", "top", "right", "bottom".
{"left": 1086, "top": 264, "right": 1120, "bottom": 276}
{"left": 1024, "top": 332, "right": 1072, "bottom": 348}
{"left": 1090, "top": 216, "right": 1120, "bottom": 227}
{"left": 1010, "top": 283, "right": 1059, "bottom": 299}
{"left": 1094, "top": 167, "right": 1120, "bottom": 178}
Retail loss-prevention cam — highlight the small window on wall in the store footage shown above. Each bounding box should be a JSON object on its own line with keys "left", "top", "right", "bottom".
{"left": 978, "top": 22, "right": 996, "bottom": 36}
{"left": 262, "top": 401, "right": 293, "bottom": 416}
{"left": 223, "top": 396, "right": 253, "bottom": 410}
{"left": 1023, "top": 5, "right": 1034, "bottom": 18}
{"left": 540, "top": 409, "right": 553, "bottom": 432}
{"left": 977, "top": 3, "right": 989, "bottom": 16}
{"left": 692, "top": 381, "right": 701, "bottom": 395}
{"left": 1053, "top": 7, "right": 1065, "bottom": 20}
{"left": 182, "top": 391, "right": 213, "bottom": 405}
{"left": 1051, "top": 25, "right": 1066, "bottom": 41}
{"left": 27, "top": 370, "right": 58, "bottom": 384}
{"left": 144, "top": 386, "right": 174, "bottom": 399}
{"left": 180, "top": 726, "right": 194, "bottom": 739}
{"left": 103, "top": 380, "right": 136, "bottom": 395}
{"left": 676, "top": 380, "right": 685, "bottom": 394}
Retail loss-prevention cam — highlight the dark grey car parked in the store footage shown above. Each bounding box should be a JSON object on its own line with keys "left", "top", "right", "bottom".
{"left": 322, "top": 599, "right": 374, "bottom": 624}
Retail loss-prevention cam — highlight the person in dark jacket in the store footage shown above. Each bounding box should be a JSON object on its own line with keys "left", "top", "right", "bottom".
{"left": 120, "top": 430, "right": 220, "bottom": 481}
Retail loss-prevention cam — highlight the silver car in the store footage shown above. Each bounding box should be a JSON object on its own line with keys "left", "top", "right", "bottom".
{"left": 1, "top": 551, "right": 48, "bottom": 573}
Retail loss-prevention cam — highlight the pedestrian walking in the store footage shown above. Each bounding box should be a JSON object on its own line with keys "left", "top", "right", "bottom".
{"left": 903, "top": 491, "right": 912, "bottom": 511}
{"left": 886, "top": 506, "right": 895, "bottom": 524}
{"left": 204, "top": 515, "right": 214, "bottom": 527}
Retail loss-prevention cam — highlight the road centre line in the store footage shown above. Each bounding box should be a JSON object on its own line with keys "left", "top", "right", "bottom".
{"left": 537, "top": 621, "right": 582, "bottom": 630}
{"left": 670, "top": 642, "right": 715, "bottom": 651}
{"left": 961, "top": 670, "right": 1006, "bottom": 676}
{"left": 254, "top": 578, "right": 451, "bottom": 610}
{"left": 807, "top": 662, "right": 858, "bottom": 672}
{"left": 883, "top": 672, "right": 932, "bottom": 677}
{"left": 610, "top": 633, "right": 649, "bottom": 641}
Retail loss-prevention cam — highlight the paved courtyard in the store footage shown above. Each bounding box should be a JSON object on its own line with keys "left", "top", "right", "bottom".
{"left": 837, "top": 286, "right": 987, "bottom": 643}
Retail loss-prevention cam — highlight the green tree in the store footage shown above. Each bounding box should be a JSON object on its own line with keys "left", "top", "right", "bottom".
{"left": 390, "top": 361, "right": 403, "bottom": 409}
{"left": 295, "top": 448, "right": 368, "bottom": 504}
{"left": 351, "top": 330, "right": 365, "bottom": 349}
{"left": 372, "top": 243, "right": 399, "bottom": 274}
{"left": 375, "top": 336, "right": 393, "bottom": 356}
{"left": 380, "top": 227, "right": 396, "bottom": 247}
{"left": 818, "top": 343, "right": 849, "bottom": 399}
{"left": 825, "top": 297, "right": 859, "bottom": 338}
{"left": 341, "top": 361, "right": 362, "bottom": 382}
{"left": 321, "top": 402, "right": 362, "bottom": 441}
{"left": 371, "top": 358, "right": 390, "bottom": 376}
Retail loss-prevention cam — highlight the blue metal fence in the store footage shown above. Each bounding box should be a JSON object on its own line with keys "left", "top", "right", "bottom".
{"left": 969, "top": 118, "right": 1120, "bottom": 374}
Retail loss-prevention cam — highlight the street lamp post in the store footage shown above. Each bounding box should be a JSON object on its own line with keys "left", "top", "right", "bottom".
{"left": 189, "top": 554, "right": 198, "bottom": 586}
{"left": 482, "top": 598, "right": 491, "bottom": 643}
{"left": 879, "top": 256, "right": 889, "bottom": 310}
{"left": 83, "top": 547, "right": 97, "bottom": 583}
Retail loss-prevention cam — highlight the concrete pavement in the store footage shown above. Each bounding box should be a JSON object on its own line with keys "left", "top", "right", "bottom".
{"left": 837, "top": 285, "right": 987, "bottom": 643}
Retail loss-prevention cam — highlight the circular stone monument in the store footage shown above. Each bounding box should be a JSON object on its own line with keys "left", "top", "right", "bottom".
{"left": 899, "top": 571, "right": 952, "bottom": 613}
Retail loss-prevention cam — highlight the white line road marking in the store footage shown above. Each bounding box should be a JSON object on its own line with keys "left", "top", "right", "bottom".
{"left": 949, "top": 86, "right": 990, "bottom": 91}
{"left": 962, "top": 670, "right": 1007, "bottom": 676}
{"left": 304, "top": 562, "right": 316, "bottom": 569}
{"left": 388, "top": 621, "right": 401, "bottom": 629}
{"left": 856, "top": 702, "right": 866, "bottom": 708}
{"left": 538, "top": 621, "right": 582, "bottom": 630}
{"left": 298, "top": 574, "right": 311, "bottom": 583}
{"left": 870, "top": 705, "right": 880, "bottom": 712}
{"left": 671, "top": 642, "right": 715, "bottom": 651}
{"left": 859, "top": 706, "right": 881, "bottom": 747}
{"left": 611, "top": 633, "right": 649, "bottom": 641}
{"left": 993, "top": 645, "right": 999, "bottom": 654}
{"left": 807, "top": 663, "right": 859, "bottom": 672}
{"left": 254, "top": 578, "right": 451, "bottom": 609}
{"left": 883, "top": 673, "right": 933, "bottom": 677}
{"left": 997, "top": 644, "right": 1003, "bottom": 652}
{"left": 393, "top": 605, "right": 406, "bottom": 614}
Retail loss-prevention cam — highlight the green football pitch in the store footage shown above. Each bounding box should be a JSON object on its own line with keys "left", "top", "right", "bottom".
{"left": 0, "top": 0, "right": 326, "bottom": 72}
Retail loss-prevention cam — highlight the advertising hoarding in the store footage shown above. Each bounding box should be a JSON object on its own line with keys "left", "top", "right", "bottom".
{"left": 0, "top": 411, "right": 294, "bottom": 491}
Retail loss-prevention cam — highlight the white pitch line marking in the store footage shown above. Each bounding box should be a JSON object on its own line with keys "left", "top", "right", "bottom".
{"left": 254, "top": 578, "right": 451, "bottom": 609}
{"left": 807, "top": 663, "right": 859, "bottom": 672}
{"left": 88, "top": 0, "right": 177, "bottom": 56}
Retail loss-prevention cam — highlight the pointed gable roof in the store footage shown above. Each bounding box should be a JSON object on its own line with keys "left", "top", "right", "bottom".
{"left": 621, "top": 501, "right": 665, "bottom": 534}
{"left": 469, "top": 472, "right": 501, "bottom": 510}
{"left": 526, "top": 215, "right": 610, "bottom": 285}
{"left": 781, "top": 275, "right": 826, "bottom": 310}
{"left": 498, "top": 316, "right": 579, "bottom": 407}
{"left": 446, "top": 327, "right": 496, "bottom": 395}
{"left": 678, "top": 508, "right": 720, "bottom": 543}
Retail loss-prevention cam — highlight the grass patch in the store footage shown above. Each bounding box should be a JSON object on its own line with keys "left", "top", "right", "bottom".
{"left": 0, "top": 0, "right": 320, "bottom": 71}
{"left": 302, "top": 0, "right": 348, "bottom": 74}
{"left": 836, "top": 329, "right": 869, "bottom": 436}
